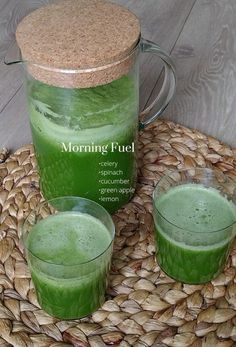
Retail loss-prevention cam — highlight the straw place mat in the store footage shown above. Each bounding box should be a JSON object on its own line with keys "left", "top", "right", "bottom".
{"left": 0, "top": 119, "right": 236, "bottom": 347}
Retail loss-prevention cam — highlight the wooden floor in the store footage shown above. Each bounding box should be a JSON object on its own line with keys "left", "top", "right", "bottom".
{"left": 0, "top": 0, "right": 236, "bottom": 150}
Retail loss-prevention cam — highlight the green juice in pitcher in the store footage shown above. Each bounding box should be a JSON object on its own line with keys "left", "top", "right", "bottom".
{"left": 28, "top": 75, "right": 138, "bottom": 213}
{"left": 26, "top": 211, "right": 113, "bottom": 319}
{"left": 16, "top": 0, "right": 176, "bottom": 214}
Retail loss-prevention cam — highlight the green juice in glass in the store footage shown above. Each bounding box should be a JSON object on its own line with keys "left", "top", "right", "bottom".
{"left": 27, "top": 75, "right": 138, "bottom": 213}
{"left": 154, "top": 184, "right": 236, "bottom": 284}
{"left": 26, "top": 211, "right": 112, "bottom": 319}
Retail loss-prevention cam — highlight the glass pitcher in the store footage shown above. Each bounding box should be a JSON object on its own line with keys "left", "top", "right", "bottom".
{"left": 6, "top": 0, "right": 176, "bottom": 213}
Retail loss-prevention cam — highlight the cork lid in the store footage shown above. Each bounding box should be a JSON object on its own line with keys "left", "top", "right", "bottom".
{"left": 16, "top": 0, "right": 141, "bottom": 88}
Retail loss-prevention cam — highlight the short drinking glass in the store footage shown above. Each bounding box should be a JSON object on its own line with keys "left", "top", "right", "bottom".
{"left": 22, "top": 196, "right": 115, "bottom": 319}
{"left": 153, "top": 168, "right": 236, "bottom": 284}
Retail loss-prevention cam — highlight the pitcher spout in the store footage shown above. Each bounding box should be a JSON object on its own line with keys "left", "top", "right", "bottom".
{"left": 4, "top": 42, "right": 23, "bottom": 65}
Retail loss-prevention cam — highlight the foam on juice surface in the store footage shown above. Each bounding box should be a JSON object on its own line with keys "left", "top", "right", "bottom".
{"left": 156, "top": 184, "right": 236, "bottom": 232}
{"left": 28, "top": 75, "right": 138, "bottom": 145}
{"left": 30, "top": 105, "right": 136, "bottom": 145}
{"left": 155, "top": 184, "right": 236, "bottom": 249}
{"left": 27, "top": 212, "right": 112, "bottom": 265}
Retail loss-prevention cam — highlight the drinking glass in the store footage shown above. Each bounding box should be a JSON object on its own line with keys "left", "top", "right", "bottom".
{"left": 22, "top": 196, "right": 115, "bottom": 319}
{"left": 153, "top": 168, "right": 236, "bottom": 284}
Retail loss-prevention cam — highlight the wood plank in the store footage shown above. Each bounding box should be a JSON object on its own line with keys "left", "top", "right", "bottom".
{"left": 115, "top": 0, "right": 196, "bottom": 110}
{"left": 0, "top": 0, "right": 26, "bottom": 113}
{"left": 0, "top": 0, "right": 19, "bottom": 59}
{"left": 0, "top": 0, "right": 195, "bottom": 150}
{"left": 148, "top": 0, "right": 236, "bottom": 147}
{"left": 0, "top": 0, "right": 56, "bottom": 59}
{"left": 0, "top": 0, "right": 54, "bottom": 113}
{"left": 0, "top": 86, "right": 31, "bottom": 149}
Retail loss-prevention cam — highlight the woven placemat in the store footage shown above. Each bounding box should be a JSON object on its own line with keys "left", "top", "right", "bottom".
{"left": 0, "top": 120, "right": 236, "bottom": 347}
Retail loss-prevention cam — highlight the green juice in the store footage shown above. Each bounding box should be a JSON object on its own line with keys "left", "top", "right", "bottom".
{"left": 154, "top": 184, "right": 236, "bottom": 284}
{"left": 26, "top": 212, "right": 112, "bottom": 319}
{"left": 27, "top": 75, "right": 138, "bottom": 213}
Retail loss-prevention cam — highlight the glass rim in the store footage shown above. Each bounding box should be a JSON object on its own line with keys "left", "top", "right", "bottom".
{"left": 20, "top": 37, "right": 141, "bottom": 74}
{"left": 22, "top": 196, "right": 115, "bottom": 267}
{"left": 153, "top": 168, "right": 236, "bottom": 234}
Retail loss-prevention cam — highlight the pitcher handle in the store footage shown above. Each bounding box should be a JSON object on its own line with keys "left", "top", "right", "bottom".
{"left": 139, "top": 38, "right": 176, "bottom": 130}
